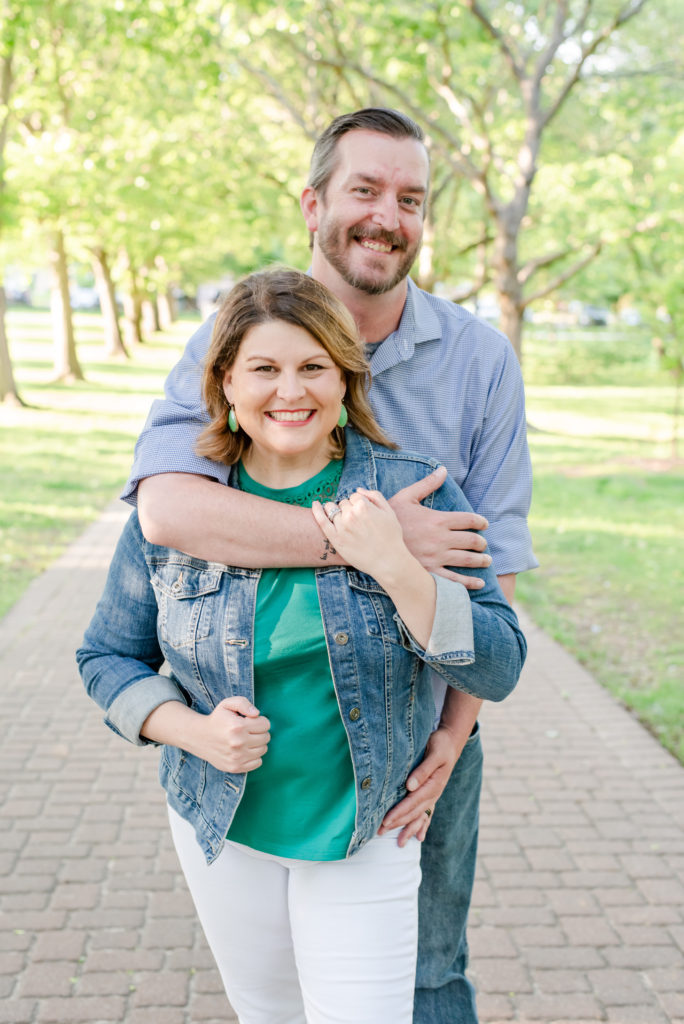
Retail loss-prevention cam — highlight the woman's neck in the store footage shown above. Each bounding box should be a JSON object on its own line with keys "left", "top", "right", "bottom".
{"left": 241, "top": 446, "right": 335, "bottom": 490}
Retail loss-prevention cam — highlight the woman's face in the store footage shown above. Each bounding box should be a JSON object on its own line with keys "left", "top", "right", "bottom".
{"left": 223, "top": 319, "right": 346, "bottom": 480}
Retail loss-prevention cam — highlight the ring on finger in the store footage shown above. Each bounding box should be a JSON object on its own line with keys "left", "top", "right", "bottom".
{"left": 324, "top": 502, "right": 342, "bottom": 524}
{"left": 425, "top": 807, "right": 433, "bottom": 818}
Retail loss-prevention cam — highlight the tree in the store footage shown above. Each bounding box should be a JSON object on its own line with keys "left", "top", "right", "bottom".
{"left": 218, "top": 0, "right": 678, "bottom": 358}
{"left": 0, "top": 6, "right": 23, "bottom": 405}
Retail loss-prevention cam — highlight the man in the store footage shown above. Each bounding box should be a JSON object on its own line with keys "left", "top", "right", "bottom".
{"left": 124, "top": 107, "right": 537, "bottom": 1022}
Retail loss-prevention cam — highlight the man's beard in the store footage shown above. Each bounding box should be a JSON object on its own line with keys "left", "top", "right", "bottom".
{"left": 317, "top": 219, "right": 421, "bottom": 296}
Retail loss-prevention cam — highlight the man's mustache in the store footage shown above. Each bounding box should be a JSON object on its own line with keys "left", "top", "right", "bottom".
{"left": 348, "top": 225, "right": 408, "bottom": 251}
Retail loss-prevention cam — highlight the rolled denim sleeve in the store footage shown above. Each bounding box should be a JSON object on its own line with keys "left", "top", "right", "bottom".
{"left": 395, "top": 575, "right": 474, "bottom": 665}
{"left": 76, "top": 511, "right": 187, "bottom": 744}
{"left": 106, "top": 675, "right": 187, "bottom": 747}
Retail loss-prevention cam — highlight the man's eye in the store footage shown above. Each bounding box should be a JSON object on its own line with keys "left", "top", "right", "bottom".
{"left": 401, "top": 197, "right": 420, "bottom": 207}
{"left": 353, "top": 187, "right": 372, "bottom": 196}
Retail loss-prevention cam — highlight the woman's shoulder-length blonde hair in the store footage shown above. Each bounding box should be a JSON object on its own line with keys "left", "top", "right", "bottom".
{"left": 196, "top": 266, "right": 396, "bottom": 465}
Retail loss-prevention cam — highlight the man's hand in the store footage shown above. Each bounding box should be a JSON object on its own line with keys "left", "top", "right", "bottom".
{"left": 388, "top": 466, "right": 491, "bottom": 589}
{"left": 378, "top": 726, "right": 465, "bottom": 846}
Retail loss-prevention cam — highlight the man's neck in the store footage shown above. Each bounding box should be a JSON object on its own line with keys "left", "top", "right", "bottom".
{"left": 311, "top": 260, "right": 408, "bottom": 345}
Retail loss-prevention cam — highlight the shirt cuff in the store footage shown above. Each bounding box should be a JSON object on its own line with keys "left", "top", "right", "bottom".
{"left": 485, "top": 515, "right": 539, "bottom": 575}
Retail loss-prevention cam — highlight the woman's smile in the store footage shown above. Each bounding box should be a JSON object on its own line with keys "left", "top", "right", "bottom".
{"left": 265, "top": 409, "right": 316, "bottom": 424}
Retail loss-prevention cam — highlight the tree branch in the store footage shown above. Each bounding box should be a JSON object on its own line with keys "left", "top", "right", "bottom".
{"left": 518, "top": 243, "right": 591, "bottom": 285}
{"left": 464, "top": 0, "right": 526, "bottom": 81}
{"left": 235, "top": 55, "right": 317, "bottom": 140}
{"left": 273, "top": 31, "right": 488, "bottom": 186}
{"left": 522, "top": 241, "right": 602, "bottom": 306}
{"left": 541, "top": 0, "right": 649, "bottom": 129}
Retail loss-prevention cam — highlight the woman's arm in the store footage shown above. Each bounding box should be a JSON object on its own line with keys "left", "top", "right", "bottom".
{"left": 76, "top": 511, "right": 270, "bottom": 768}
{"left": 314, "top": 479, "right": 526, "bottom": 703}
{"left": 76, "top": 512, "right": 187, "bottom": 744}
{"left": 140, "top": 697, "right": 270, "bottom": 773}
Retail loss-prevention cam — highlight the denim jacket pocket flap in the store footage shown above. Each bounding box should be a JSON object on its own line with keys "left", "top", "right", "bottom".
{"left": 151, "top": 562, "right": 223, "bottom": 600}
{"left": 346, "top": 570, "right": 389, "bottom": 597}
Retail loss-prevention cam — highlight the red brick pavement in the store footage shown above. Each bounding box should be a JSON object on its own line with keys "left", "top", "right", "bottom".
{"left": 1, "top": 500, "right": 682, "bottom": 1023}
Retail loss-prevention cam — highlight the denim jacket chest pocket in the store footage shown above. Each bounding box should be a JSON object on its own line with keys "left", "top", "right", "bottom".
{"left": 346, "top": 571, "right": 404, "bottom": 648}
{"left": 150, "top": 561, "right": 223, "bottom": 650}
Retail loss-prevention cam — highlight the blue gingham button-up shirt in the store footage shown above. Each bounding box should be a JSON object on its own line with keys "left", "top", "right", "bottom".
{"left": 123, "top": 278, "right": 537, "bottom": 576}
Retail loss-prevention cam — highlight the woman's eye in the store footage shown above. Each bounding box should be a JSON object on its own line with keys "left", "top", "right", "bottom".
{"left": 255, "top": 365, "right": 275, "bottom": 373}
{"left": 304, "top": 363, "right": 324, "bottom": 372}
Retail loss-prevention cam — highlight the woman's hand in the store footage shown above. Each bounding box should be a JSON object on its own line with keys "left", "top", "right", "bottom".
{"left": 193, "top": 697, "right": 271, "bottom": 773}
{"left": 313, "top": 487, "right": 437, "bottom": 650}
{"left": 312, "top": 489, "right": 408, "bottom": 581}
{"left": 141, "top": 696, "right": 270, "bottom": 774}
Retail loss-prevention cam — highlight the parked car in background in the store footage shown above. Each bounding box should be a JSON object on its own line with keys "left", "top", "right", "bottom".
{"left": 569, "top": 301, "right": 610, "bottom": 326}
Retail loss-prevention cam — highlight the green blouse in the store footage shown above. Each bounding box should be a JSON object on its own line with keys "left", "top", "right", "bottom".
{"left": 227, "top": 459, "right": 357, "bottom": 860}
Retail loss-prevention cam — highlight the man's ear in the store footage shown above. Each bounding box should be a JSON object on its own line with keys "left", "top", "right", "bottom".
{"left": 300, "top": 186, "right": 319, "bottom": 232}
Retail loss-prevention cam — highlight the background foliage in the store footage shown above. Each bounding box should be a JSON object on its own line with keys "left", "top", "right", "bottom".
{"left": 1, "top": 2, "right": 683, "bottom": 759}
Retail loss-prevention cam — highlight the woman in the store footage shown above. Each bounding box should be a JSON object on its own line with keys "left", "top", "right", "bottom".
{"left": 77, "top": 267, "right": 525, "bottom": 1024}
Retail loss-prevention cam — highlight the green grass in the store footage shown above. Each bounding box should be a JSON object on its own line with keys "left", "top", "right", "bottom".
{"left": 1, "top": 309, "right": 197, "bottom": 616}
{"left": 2, "top": 313, "right": 683, "bottom": 763}
{"left": 520, "top": 329, "right": 684, "bottom": 764}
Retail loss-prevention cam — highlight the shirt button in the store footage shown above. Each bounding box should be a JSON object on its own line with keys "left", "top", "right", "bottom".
{"left": 349, "top": 707, "right": 360, "bottom": 721}
{"left": 334, "top": 632, "right": 349, "bottom": 645}
{"left": 360, "top": 777, "right": 371, "bottom": 790}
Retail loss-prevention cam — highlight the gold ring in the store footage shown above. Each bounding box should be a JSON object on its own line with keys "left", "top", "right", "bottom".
{"left": 425, "top": 808, "right": 432, "bottom": 818}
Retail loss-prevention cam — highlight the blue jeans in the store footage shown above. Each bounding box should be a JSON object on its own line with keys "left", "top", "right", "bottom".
{"left": 413, "top": 722, "right": 482, "bottom": 1024}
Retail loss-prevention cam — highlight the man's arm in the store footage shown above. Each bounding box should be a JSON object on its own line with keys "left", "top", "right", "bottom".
{"left": 139, "top": 468, "right": 493, "bottom": 583}
{"left": 138, "top": 474, "right": 342, "bottom": 568}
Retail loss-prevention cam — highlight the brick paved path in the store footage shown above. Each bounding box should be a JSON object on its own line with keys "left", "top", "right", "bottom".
{"left": 1, "top": 500, "right": 682, "bottom": 1024}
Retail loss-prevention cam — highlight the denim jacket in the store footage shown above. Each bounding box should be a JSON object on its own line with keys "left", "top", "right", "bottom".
{"left": 78, "top": 430, "right": 526, "bottom": 864}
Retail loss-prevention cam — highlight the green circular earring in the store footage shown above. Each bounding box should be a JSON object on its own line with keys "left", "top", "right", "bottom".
{"left": 228, "top": 406, "right": 238, "bottom": 433}
{"left": 337, "top": 403, "right": 348, "bottom": 428}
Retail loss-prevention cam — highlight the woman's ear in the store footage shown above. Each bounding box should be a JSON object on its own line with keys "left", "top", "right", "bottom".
{"left": 222, "top": 369, "right": 234, "bottom": 406}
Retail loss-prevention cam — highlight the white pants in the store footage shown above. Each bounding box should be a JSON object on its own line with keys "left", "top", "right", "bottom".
{"left": 168, "top": 805, "right": 421, "bottom": 1024}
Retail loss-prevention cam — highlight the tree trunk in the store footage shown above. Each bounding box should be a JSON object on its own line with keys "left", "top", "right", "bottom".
{"left": 0, "top": 284, "right": 23, "bottom": 406}
{"left": 493, "top": 215, "right": 524, "bottom": 361}
{"left": 91, "top": 246, "right": 127, "bottom": 358}
{"left": 672, "top": 367, "right": 682, "bottom": 463}
{"left": 157, "top": 287, "right": 176, "bottom": 329}
{"left": 154, "top": 255, "right": 177, "bottom": 328}
{"left": 142, "top": 297, "right": 160, "bottom": 335}
{"left": 416, "top": 215, "right": 435, "bottom": 293}
{"left": 119, "top": 251, "right": 144, "bottom": 346}
{"left": 122, "top": 290, "right": 143, "bottom": 347}
{"left": 49, "top": 228, "right": 84, "bottom": 382}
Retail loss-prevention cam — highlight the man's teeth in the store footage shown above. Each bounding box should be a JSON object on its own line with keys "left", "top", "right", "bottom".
{"left": 360, "top": 239, "right": 393, "bottom": 253}
{"left": 267, "top": 411, "right": 312, "bottom": 422}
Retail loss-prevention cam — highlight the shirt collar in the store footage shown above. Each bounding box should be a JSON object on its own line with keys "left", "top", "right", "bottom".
{"left": 368, "top": 278, "right": 442, "bottom": 375}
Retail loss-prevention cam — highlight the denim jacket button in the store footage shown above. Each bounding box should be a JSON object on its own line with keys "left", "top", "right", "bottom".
{"left": 334, "top": 632, "right": 349, "bottom": 645}
{"left": 349, "top": 707, "right": 360, "bottom": 721}
{"left": 360, "top": 776, "right": 371, "bottom": 790}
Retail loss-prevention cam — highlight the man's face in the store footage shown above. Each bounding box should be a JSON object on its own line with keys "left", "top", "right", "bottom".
{"left": 304, "top": 130, "right": 429, "bottom": 296}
